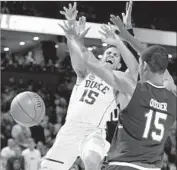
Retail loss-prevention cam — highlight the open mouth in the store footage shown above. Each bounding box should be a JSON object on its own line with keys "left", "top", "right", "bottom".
{"left": 106, "top": 60, "right": 113, "bottom": 64}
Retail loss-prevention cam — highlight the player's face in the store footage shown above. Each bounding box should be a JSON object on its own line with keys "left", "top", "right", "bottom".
{"left": 101, "top": 47, "right": 121, "bottom": 70}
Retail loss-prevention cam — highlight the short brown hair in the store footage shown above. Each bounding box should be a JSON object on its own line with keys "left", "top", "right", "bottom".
{"left": 141, "top": 45, "right": 168, "bottom": 73}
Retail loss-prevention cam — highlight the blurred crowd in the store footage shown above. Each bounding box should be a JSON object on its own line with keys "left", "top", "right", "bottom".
{"left": 1, "top": 49, "right": 71, "bottom": 73}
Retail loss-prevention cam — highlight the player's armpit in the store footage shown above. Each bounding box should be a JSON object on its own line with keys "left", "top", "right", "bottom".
{"left": 67, "top": 40, "right": 89, "bottom": 79}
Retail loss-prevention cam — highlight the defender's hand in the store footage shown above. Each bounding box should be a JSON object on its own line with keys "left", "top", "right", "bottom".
{"left": 98, "top": 23, "right": 121, "bottom": 46}
{"left": 122, "top": 0, "right": 133, "bottom": 29}
{"left": 110, "top": 15, "right": 131, "bottom": 41}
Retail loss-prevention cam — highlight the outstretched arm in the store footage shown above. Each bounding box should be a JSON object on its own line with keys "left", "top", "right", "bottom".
{"left": 59, "top": 14, "right": 137, "bottom": 98}
{"left": 122, "top": 1, "right": 139, "bottom": 62}
{"left": 60, "top": 3, "right": 89, "bottom": 83}
{"left": 67, "top": 37, "right": 88, "bottom": 79}
{"left": 111, "top": 13, "right": 176, "bottom": 91}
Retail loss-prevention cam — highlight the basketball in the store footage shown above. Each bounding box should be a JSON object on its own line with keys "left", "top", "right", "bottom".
{"left": 10, "top": 91, "right": 45, "bottom": 127}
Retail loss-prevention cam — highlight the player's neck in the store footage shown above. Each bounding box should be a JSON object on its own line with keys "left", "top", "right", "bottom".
{"left": 146, "top": 74, "right": 164, "bottom": 86}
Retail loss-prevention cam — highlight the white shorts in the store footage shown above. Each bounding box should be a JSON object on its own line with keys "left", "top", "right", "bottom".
{"left": 40, "top": 124, "right": 109, "bottom": 170}
{"left": 80, "top": 129, "right": 110, "bottom": 160}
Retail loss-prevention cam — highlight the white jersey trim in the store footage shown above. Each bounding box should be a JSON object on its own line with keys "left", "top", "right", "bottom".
{"left": 109, "top": 162, "right": 160, "bottom": 170}
{"left": 146, "top": 81, "right": 165, "bottom": 89}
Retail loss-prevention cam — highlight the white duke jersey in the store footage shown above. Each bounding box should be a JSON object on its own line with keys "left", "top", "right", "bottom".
{"left": 65, "top": 73, "right": 117, "bottom": 128}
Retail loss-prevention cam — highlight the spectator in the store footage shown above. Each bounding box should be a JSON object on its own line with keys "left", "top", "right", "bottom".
{"left": 1, "top": 138, "right": 16, "bottom": 170}
{"left": 40, "top": 116, "right": 54, "bottom": 147}
{"left": 22, "top": 138, "right": 41, "bottom": 170}
{"left": 1, "top": 112, "right": 15, "bottom": 142}
{"left": 6, "top": 145, "right": 25, "bottom": 170}
{"left": 1, "top": 138, "right": 16, "bottom": 159}
{"left": 11, "top": 124, "right": 31, "bottom": 149}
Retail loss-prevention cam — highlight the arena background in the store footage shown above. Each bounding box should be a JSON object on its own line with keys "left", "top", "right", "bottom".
{"left": 1, "top": 1, "right": 176, "bottom": 170}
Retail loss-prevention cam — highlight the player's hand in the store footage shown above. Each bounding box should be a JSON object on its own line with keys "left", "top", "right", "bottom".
{"left": 122, "top": 0, "right": 133, "bottom": 29}
{"left": 60, "top": 2, "right": 78, "bottom": 21}
{"left": 76, "top": 16, "right": 90, "bottom": 39}
{"left": 98, "top": 23, "right": 121, "bottom": 46}
{"left": 110, "top": 15, "right": 131, "bottom": 41}
{"left": 58, "top": 20, "right": 78, "bottom": 40}
{"left": 58, "top": 20, "right": 90, "bottom": 41}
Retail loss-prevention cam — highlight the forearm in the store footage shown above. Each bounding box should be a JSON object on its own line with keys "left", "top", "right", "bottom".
{"left": 115, "top": 38, "right": 139, "bottom": 80}
{"left": 126, "top": 33, "right": 147, "bottom": 55}
{"left": 84, "top": 51, "right": 117, "bottom": 89}
{"left": 126, "top": 29, "right": 139, "bottom": 61}
{"left": 67, "top": 38, "right": 88, "bottom": 77}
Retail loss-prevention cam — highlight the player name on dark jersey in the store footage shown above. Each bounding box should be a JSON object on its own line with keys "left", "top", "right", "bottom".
{"left": 150, "top": 98, "right": 167, "bottom": 111}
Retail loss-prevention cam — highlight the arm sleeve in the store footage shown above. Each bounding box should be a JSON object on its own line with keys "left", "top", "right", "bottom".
{"left": 126, "top": 29, "right": 139, "bottom": 62}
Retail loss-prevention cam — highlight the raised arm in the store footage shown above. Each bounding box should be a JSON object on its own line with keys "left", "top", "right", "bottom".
{"left": 59, "top": 16, "right": 137, "bottom": 99}
{"left": 67, "top": 31, "right": 89, "bottom": 79}
{"left": 60, "top": 2, "right": 89, "bottom": 83}
{"left": 121, "top": 0, "right": 139, "bottom": 61}
{"left": 111, "top": 12, "right": 176, "bottom": 91}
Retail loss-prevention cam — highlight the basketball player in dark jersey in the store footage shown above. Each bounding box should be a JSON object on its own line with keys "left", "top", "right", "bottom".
{"left": 105, "top": 46, "right": 176, "bottom": 170}
{"left": 100, "top": 15, "right": 176, "bottom": 170}
{"left": 64, "top": 16, "right": 176, "bottom": 170}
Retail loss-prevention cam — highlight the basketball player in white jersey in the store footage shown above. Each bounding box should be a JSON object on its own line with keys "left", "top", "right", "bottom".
{"left": 40, "top": 2, "right": 136, "bottom": 170}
